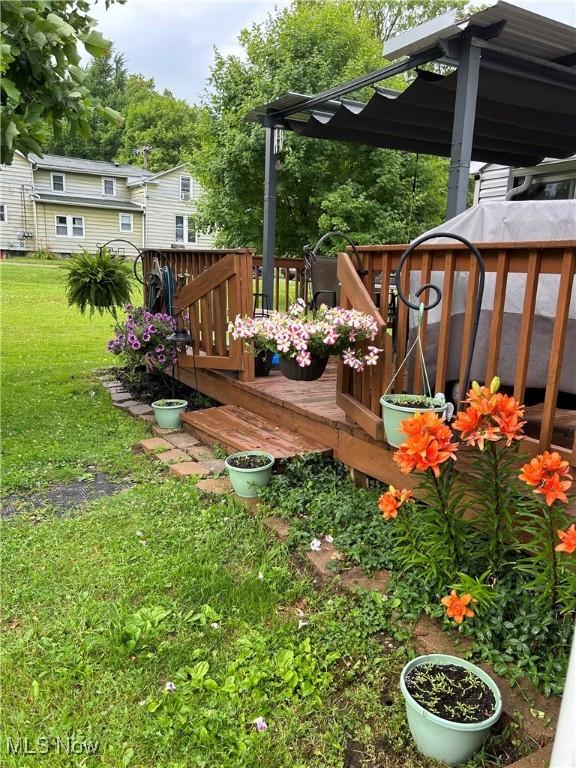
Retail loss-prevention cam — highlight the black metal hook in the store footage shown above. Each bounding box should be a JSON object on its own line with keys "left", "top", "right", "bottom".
{"left": 394, "top": 231, "right": 486, "bottom": 398}
{"left": 305, "top": 230, "right": 365, "bottom": 275}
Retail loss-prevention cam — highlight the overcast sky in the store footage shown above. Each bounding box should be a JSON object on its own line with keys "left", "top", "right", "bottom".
{"left": 89, "top": 0, "right": 576, "bottom": 104}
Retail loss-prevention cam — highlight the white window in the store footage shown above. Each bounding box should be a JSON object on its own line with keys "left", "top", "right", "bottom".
{"left": 119, "top": 213, "right": 133, "bottom": 233}
{"left": 0, "top": 204, "right": 6, "bottom": 222}
{"left": 102, "top": 177, "right": 116, "bottom": 196}
{"left": 175, "top": 215, "right": 198, "bottom": 244}
{"left": 51, "top": 173, "right": 66, "bottom": 192}
{"left": 55, "top": 214, "right": 85, "bottom": 238}
{"left": 55, "top": 215, "right": 68, "bottom": 236}
{"left": 180, "top": 176, "right": 191, "bottom": 201}
{"left": 72, "top": 216, "right": 85, "bottom": 237}
{"left": 175, "top": 215, "right": 185, "bottom": 241}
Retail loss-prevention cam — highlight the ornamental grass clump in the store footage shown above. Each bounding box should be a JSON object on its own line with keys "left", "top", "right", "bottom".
{"left": 230, "top": 299, "right": 382, "bottom": 370}
{"left": 108, "top": 305, "right": 176, "bottom": 384}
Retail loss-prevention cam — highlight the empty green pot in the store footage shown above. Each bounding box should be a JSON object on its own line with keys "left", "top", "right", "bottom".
{"left": 224, "top": 451, "right": 275, "bottom": 498}
{"left": 151, "top": 399, "right": 188, "bottom": 429}
{"left": 400, "top": 654, "right": 502, "bottom": 765}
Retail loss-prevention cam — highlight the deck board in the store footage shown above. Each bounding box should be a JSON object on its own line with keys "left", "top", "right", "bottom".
{"left": 182, "top": 404, "right": 332, "bottom": 459}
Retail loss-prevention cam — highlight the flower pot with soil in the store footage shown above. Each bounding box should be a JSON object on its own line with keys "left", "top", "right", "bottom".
{"left": 279, "top": 354, "right": 328, "bottom": 381}
{"left": 380, "top": 394, "right": 447, "bottom": 448}
{"left": 400, "top": 654, "right": 502, "bottom": 765}
{"left": 224, "top": 451, "right": 275, "bottom": 498}
{"left": 254, "top": 350, "right": 274, "bottom": 377}
{"left": 151, "top": 399, "right": 188, "bottom": 429}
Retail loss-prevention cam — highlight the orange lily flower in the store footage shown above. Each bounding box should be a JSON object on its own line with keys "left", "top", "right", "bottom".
{"left": 519, "top": 452, "right": 573, "bottom": 505}
{"left": 556, "top": 524, "right": 576, "bottom": 554}
{"left": 454, "top": 386, "right": 525, "bottom": 449}
{"left": 441, "top": 590, "right": 476, "bottom": 624}
{"left": 378, "top": 485, "right": 413, "bottom": 520}
{"left": 394, "top": 412, "right": 457, "bottom": 477}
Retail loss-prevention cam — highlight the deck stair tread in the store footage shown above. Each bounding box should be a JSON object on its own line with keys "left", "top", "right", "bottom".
{"left": 181, "top": 404, "right": 332, "bottom": 459}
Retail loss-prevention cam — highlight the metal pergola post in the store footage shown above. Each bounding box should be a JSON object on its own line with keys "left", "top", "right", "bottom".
{"left": 262, "top": 120, "right": 278, "bottom": 307}
{"left": 446, "top": 39, "right": 482, "bottom": 219}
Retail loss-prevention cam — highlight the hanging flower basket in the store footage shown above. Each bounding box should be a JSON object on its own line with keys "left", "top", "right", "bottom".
{"left": 230, "top": 299, "right": 382, "bottom": 381}
{"left": 380, "top": 394, "right": 447, "bottom": 448}
{"left": 279, "top": 354, "right": 328, "bottom": 381}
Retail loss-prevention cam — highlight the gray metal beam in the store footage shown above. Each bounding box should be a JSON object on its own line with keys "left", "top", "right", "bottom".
{"left": 446, "top": 40, "right": 482, "bottom": 219}
{"left": 268, "top": 45, "right": 445, "bottom": 120}
{"left": 262, "top": 122, "right": 278, "bottom": 306}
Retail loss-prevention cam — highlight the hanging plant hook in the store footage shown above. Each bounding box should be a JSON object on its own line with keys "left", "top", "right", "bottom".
{"left": 394, "top": 231, "right": 486, "bottom": 397}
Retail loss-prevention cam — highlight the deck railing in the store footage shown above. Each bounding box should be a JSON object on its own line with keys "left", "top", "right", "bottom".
{"left": 171, "top": 250, "right": 256, "bottom": 382}
{"left": 141, "top": 248, "right": 307, "bottom": 313}
{"left": 338, "top": 241, "right": 576, "bottom": 465}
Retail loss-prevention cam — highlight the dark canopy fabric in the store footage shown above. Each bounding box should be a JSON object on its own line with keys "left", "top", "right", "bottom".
{"left": 284, "top": 64, "right": 576, "bottom": 166}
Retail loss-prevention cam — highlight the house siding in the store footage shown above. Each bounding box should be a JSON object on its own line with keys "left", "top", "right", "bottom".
{"left": 34, "top": 169, "right": 131, "bottom": 200}
{"left": 141, "top": 168, "right": 214, "bottom": 249}
{"left": 0, "top": 153, "right": 36, "bottom": 252}
{"left": 36, "top": 203, "right": 143, "bottom": 254}
{"left": 473, "top": 164, "right": 513, "bottom": 204}
{"left": 1, "top": 154, "right": 214, "bottom": 254}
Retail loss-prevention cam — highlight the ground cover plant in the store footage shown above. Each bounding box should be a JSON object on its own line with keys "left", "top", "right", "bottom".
{"left": 261, "top": 382, "right": 575, "bottom": 699}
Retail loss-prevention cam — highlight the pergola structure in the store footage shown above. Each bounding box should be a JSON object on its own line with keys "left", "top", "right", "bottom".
{"left": 247, "top": 0, "right": 576, "bottom": 304}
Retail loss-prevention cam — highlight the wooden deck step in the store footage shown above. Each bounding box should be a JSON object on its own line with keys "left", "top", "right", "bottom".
{"left": 181, "top": 404, "right": 332, "bottom": 460}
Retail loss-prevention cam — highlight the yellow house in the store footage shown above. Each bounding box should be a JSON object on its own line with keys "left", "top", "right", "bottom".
{"left": 0, "top": 152, "right": 214, "bottom": 256}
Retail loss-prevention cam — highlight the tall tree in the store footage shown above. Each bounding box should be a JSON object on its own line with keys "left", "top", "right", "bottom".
{"left": 192, "top": 0, "right": 459, "bottom": 254}
{"left": 115, "top": 90, "right": 199, "bottom": 172}
{"left": 1, "top": 0, "right": 121, "bottom": 164}
{"left": 48, "top": 51, "right": 131, "bottom": 160}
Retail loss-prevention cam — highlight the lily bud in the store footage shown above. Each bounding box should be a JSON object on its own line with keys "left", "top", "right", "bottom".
{"left": 490, "top": 376, "right": 500, "bottom": 394}
{"left": 471, "top": 381, "right": 481, "bottom": 394}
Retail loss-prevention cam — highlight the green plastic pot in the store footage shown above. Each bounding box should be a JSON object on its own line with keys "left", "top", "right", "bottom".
{"left": 380, "top": 394, "right": 447, "bottom": 448}
{"left": 151, "top": 399, "right": 188, "bottom": 429}
{"left": 224, "top": 451, "right": 275, "bottom": 498}
{"left": 400, "top": 654, "right": 502, "bottom": 765}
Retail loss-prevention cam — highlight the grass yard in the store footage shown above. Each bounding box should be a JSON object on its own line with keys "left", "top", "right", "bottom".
{"left": 1, "top": 261, "right": 148, "bottom": 494}
{"left": 1, "top": 263, "right": 535, "bottom": 767}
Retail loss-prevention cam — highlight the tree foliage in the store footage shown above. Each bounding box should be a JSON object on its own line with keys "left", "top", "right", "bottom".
{"left": 48, "top": 50, "right": 130, "bottom": 160}
{"left": 0, "top": 0, "right": 122, "bottom": 164}
{"left": 46, "top": 51, "right": 199, "bottom": 171}
{"left": 192, "top": 0, "right": 465, "bottom": 254}
{"left": 115, "top": 90, "right": 199, "bottom": 172}
{"left": 353, "top": 0, "right": 469, "bottom": 42}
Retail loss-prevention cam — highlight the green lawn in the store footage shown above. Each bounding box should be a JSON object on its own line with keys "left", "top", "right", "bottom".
{"left": 0, "top": 264, "right": 532, "bottom": 767}
{"left": 1, "top": 262, "right": 148, "bottom": 494}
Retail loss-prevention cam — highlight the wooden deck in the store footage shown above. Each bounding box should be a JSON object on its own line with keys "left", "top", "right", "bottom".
{"left": 182, "top": 404, "right": 332, "bottom": 459}
{"left": 176, "top": 360, "right": 417, "bottom": 488}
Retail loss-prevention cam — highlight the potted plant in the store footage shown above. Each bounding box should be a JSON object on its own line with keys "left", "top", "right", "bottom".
{"left": 380, "top": 393, "right": 447, "bottom": 448}
{"left": 224, "top": 451, "right": 275, "bottom": 498}
{"left": 151, "top": 398, "right": 188, "bottom": 429}
{"left": 63, "top": 247, "right": 132, "bottom": 317}
{"left": 108, "top": 306, "right": 177, "bottom": 387}
{"left": 254, "top": 349, "right": 274, "bottom": 377}
{"left": 230, "top": 299, "right": 382, "bottom": 382}
{"left": 400, "top": 654, "right": 502, "bottom": 765}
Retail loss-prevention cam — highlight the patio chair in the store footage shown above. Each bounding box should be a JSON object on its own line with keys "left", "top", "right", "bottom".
{"left": 303, "top": 230, "right": 365, "bottom": 310}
